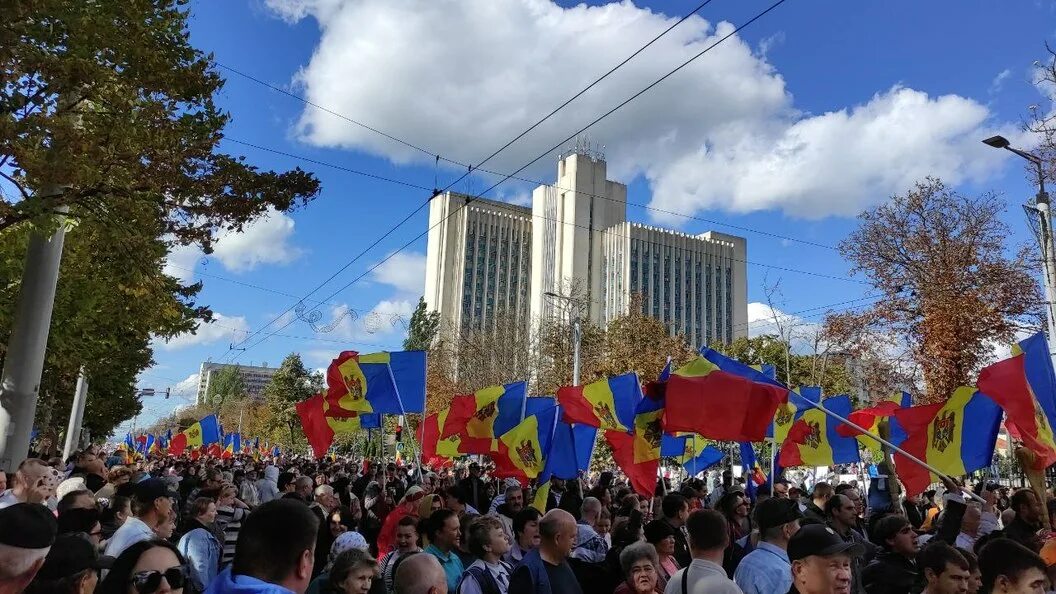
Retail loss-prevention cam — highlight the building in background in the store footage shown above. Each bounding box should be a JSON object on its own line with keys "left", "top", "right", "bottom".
{"left": 195, "top": 362, "right": 278, "bottom": 405}
{"left": 423, "top": 147, "right": 747, "bottom": 348}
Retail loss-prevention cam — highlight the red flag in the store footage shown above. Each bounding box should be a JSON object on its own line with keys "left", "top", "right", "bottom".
{"left": 169, "top": 433, "right": 188, "bottom": 456}
{"left": 297, "top": 394, "right": 335, "bottom": 459}
{"left": 835, "top": 400, "right": 900, "bottom": 438}
{"left": 606, "top": 430, "right": 657, "bottom": 498}
{"left": 664, "top": 357, "right": 786, "bottom": 442}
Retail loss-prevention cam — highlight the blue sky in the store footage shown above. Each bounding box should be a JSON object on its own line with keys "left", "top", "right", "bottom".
{"left": 127, "top": 0, "right": 1056, "bottom": 433}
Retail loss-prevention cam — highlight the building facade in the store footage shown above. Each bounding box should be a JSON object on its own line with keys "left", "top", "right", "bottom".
{"left": 196, "top": 362, "right": 278, "bottom": 405}
{"left": 423, "top": 150, "right": 747, "bottom": 348}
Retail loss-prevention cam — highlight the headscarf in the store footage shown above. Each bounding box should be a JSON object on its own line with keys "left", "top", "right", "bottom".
{"left": 330, "top": 531, "right": 369, "bottom": 562}
{"left": 376, "top": 486, "right": 426, "bottom": 560}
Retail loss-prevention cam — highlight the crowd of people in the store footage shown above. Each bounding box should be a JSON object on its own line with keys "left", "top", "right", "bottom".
{"left": 2, "top": 445, "right": 1056, "bottom": 594}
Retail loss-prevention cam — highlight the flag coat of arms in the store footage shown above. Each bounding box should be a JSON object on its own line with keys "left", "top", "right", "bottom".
{"left": 492, "top": 405, "right": 559, "bottom": 483}
{"left": 779, "top": 396, "right": 860, "bottom": 467}
{"left": 169, "top": 415, "right": 221, "bottom": 455}
{"left": 324, "top": 351, "right": 404, "bottom": 417}
{"left": 557, "top": 373, "right": 641, "bottom": 432}
{"left": 441, "top": 382, "right": 528, "bottom": 439}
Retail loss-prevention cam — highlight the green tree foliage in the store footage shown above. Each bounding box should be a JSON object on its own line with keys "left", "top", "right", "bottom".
{"left": 0, "top": 0, "right": 321, "bottom": 437}
{"left": 261, "top": 354, "right": 323, "bottom": 447}
{"left": 404, "top": 297, "right": 440, "bottom": 351}
{"left": 205, "top": 366, "right": 247, "bottom": 408}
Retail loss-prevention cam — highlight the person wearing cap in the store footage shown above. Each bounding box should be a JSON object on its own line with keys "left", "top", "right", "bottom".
{"left": 733, "top": 498, "right": 803, "bottom": 594}
{"left": 0, "top": 502, "right": 59, "bottom": 594}
{"left": 105, "top": 478, "right": 173, "bottom": 558}
{"left": 861, "top": 514, "right": 919, "bottom": 594}
{"left": 787, "top": 523, "right": 865, "bottom": 594}
{"left": 663, "top": 509, "right": 742, "bottom": 594}
{"left": 25, "top": 533, "right": 109, "bottom": 594}
{"left": 644, "top": 519, "right": 681, "bottom": 584}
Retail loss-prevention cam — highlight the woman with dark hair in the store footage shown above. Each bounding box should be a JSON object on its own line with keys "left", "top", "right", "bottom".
{"left": 97, "top": 539, "right": 188, "bottom": 594}
{"left": 328, "top": 506, "right": 357, "bottom": 539}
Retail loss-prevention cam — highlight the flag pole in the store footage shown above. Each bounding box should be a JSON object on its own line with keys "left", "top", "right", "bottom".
{"left": 791, "top": 392, "right": 985, "bottom": 503}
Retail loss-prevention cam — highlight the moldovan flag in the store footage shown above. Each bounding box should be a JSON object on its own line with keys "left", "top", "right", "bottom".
{"left": 607, "top": 429, "right": 657, "bottom": 498}
{"left": 701, "top": 348, "right": 786, "bottom": 388}
{"left": 557, "top": 373, "right": 641, "bottom": 432}
{"left": 418, "top": 410, "right": 463, "bottom": 466}
{"left": 492, "top": 405, "right": 559, "bottom": 484}
{"left": 740, "top": 442, "right": 766, "bottom": 501}
{"left": 169, "top": 415, "right": 221, "bottom": 455}
{"left": 892, "top": 387, "right": 1001, "bottom": 496}
{"left": 779, "top": 396, "right": 860, "bottom": 467}
{"left": 324, "top": 351, "right": 404, "bottom": 417}
{"left": 222, "top": 433, "right": 240, "bottom": 459}
{"left": 296, "top": 394, "right": 335, "bottom": 459}
{"left": 441, "top": 382, "right": 528, "bottom": 439}
{"left": 531, "top": 412, "right": 596, "bottom": 513}
{"left": 384, "top": 350, "right": 428, "bottom": 414}
{"left": 665, "top": 357, "right": 787, "bottom": 442}
{"left": 769, "top": 387, "right": 821, "bottom": 443}
{"left": 978, "top": 332, "right": 1056, "bottom": 470}
{"left": 836, "top": 392, "right": 912, "bottom": 460}
{"left": 669, "top": 435, "right": 724, "bottom": 476}
{"left": 632, "top": 391, "right": 665, "bottom": 463}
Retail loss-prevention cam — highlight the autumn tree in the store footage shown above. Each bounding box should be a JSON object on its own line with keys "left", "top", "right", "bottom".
{"left": 824, "top": 178, "right": 1041, "bottom": 403}
{"left": 1027, "top": 45, "right": 1056, "bottom": 186}
{"left": 600, "top": 294, "right": 696, "bottom": 380}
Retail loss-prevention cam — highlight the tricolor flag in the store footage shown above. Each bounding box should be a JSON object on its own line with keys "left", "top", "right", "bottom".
{"left": 493, "top": 405, "right": 559, "bottom": 484}
{"left": 978, "top": 332, "right": 1056, "bottom": 470}
{"left": 665, "top": 356, "right": 787, "bottom": 442}
{"left": 606, "top": 429, "right": 657, "bottom": 498}
{"left": 631, "top": 391, "right": 665, "bottom": 463}
{"left": 836, "top": 392, "right": 912, "bottom": 460}
{"left": 441, "top": 382, "right": 528, "bottom": 439}
{"left": 665, "top": 435, "right": 724, "bottom": 476}
{"left": 324, "top": 351, "right": 404, "bottom": 417}
{"left": 769, "top": 387, "right": 821, "bottom": 443}
{"left": 531, "top": 412, "right": 596, "bottom": 513}
{"left": 418, "top": 410, "right": 463, "bottom": 465}
{"left": 778, "top": 395, "right": 860, "bottom": 468}
{"left": 892, "top": 387, "right": 1001, "bottom": 495}
{"left": 222, "top": 433, "right": 240, "bottom": 459}
{"left": 169, "top": 415, "right": 221, "bottom": 455}
{"left": 557, "top": 373, "right": 641, "bottom": 432}
{"left": 740, "top": 442, "right": 766, "bottom": 501}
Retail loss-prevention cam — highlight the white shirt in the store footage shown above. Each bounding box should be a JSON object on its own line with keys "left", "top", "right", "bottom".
{"left": 457, "top": 559, "right": 511, "bottom": 594}
{"left": 0, "top": 489, "right": 22, "bottom": 509}
{"left": 105, "top": 516, "right": 155, "bottom": 558}
{"left": 665, "top": 559, "right": 744, "bottom": 594}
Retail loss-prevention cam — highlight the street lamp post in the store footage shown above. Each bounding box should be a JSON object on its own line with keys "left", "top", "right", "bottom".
{"left": 983, "top": 135, "right": 1056, "bottom": 348}
{"left": 544, "top": 291, "right": 584, "bottom": 386}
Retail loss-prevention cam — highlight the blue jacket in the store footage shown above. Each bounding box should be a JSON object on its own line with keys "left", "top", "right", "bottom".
{"left": 205, "top": 568, "right": 295, "bottom": 594}
{"left": 510, "top": 548, "right": 550, "bottom": 594}
{"left": 178, "top": 525, "right": 221, "bottom": 592}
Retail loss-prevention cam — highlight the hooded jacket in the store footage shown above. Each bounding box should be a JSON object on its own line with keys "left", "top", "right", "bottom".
{"left": 256, "top": 467, "right": 280, "bottom": 504}
{"left": 205, "top": 567, "right": 294, "bottom": 594}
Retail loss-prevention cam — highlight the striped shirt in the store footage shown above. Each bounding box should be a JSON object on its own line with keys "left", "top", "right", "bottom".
{"left": 215, "top": 505, "right": 248, "bottom": 566}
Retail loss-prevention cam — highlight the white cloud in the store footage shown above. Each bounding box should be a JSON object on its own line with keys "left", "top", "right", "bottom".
{"left": 170, "top": 373, "right": 202, "bottom": 401}
{"left": 211, "top": 207, "right": 303, "bottom": 272}
{"left": 371, "top": 251, "right": 426, "bottom": 295}
{"left": 163, "top": 243, "right": 203, "bottom": 284}
{"left": 268, "top": 0, "right": 1010, "bottom": 220}
{"left": 990, "top": 68, "right": 1012, "bottom": 94}
{"left": 158, "top": 313, "right": 250, "bottom": 350}
{"left": 746, "top": 302, "right": 825, "bottom": 354}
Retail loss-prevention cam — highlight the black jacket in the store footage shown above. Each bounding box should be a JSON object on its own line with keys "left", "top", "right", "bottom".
{"left": 663, "top": 517, "right": 691, "bottom": 568}
{"left": 1003, "top": 516, "right": 1043, "bottom": 553}
{"left": 862, "top": 550, "right": 918, "bottom": 594}
{"left": 803, "top": 501, "right": 826, "bottom": 524}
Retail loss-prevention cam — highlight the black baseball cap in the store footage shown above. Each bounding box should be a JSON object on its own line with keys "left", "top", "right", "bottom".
{"left": 788, "top": 524, "right": 865, "bottom": 562}
{"left": 0, "top": 502, "right": 57, "bottom": 549}
{"left": 35, "top": 534, "right": 111, "bottom": 580}
{"left": 133, "top": 478, "right": 170, "bottom": 504}
{"left": 755, "top": 497, "right": 804, "bottom": 533}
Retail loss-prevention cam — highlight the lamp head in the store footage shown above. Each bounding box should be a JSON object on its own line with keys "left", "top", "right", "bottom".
{"left": 982, "top": 135, "right": 1011, "bottom": 149}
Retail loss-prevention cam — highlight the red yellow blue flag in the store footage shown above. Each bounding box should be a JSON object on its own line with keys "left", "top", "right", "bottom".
{"left": 441, "top": 382, "right": 528, "bottom": 439}
{"left": 493, "top": 405, "right": 559, "bottom": 484}
{"left": 324, "top": 351, "right": 404, "bottom": 417}
{"left": 778, "top": 396, "right": 860, "bottom": 467}
{"left": 169, "top": 415, "right": 221, "bottom": 455}
{"left": 557, "top": 373, "right": 641, "bottom": 432}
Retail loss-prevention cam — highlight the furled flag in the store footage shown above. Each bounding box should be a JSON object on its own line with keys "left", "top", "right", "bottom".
{"left": 606, "top": 429, "right": 657, "bottom": 498}
{"left": 531, "top": 411, "right": 597, "bottom": 513}
{"left": 418, "top": 410, "right": 462, "bottom": 466}
{"left": 222, "top": 433, "right": 240, "bottom": 459}
{"left": 670, "top": 435, "right": 724, "bottom": 476}
{"left": 740, "top": 442, "right": 766, "bottom": 501}
{"left": 271, "top": 444, "right": 282, "bottom": 457}
{"left": 324, "top": 351, "right": 404, "bottom": 417}
{"left": 557, "top": 373, "right": 642, "bottom": 432}
{"left": 892, "top": 387, "right": 1001, "bottom": 496}
{"left": 779, "top": 396, "right": 860, "bottom": 468}
{"left": 665, "top": 356, "right": 787, "bottom": 442}
{"left": 149, "top": 434, "right": 164, "bottom": 456}
{"left": 978, "top": 332, "right": 1056, "bottom": 470}
{"left": 169, "top": 415, "right": 222, "bottom": 456}
{"left": 441, "top": 382, "right": 528, "bottom": 439}
{"left": 836, "top": 392, "right": 912, "bottom": 461}
{"left": 296, "top": 394, "right": 335, "bottom": 459}
{"left": 492, "top": 405, "right": 560, "bottom": 485}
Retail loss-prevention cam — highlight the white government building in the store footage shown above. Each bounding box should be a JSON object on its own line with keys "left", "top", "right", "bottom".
{"left": 195, "top": 362, "right": 278, "bottom": 405}
{"left": 424, "top": 148, "right": 747, "bottom": 348}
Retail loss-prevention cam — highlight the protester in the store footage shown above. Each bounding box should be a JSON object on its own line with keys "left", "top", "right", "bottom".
{"left": 215, "top": 483, "right": 251, "bottom": 568}
{"left": 25, "top": 533, "right": 106, "bottom": 594}
{"left": 491, "top": 485, "right": 524, "bottom": 545}
{"left": 505, "top": 508, "right": 541, "bottom": 565}
{"left": 57, "top": 487, "right": 96, "bottom": 514}
{"left": 733, "top": 497, "right": 802, "bottom": 594}
{"left": 376, "top": 487, "right": 425, "bottom": 562}
{"left": 716, "top": 491, "right": 749, "bottom": 576}
{"left": 861, "top": 514, "right": 918, "bottom": 594}
{"left": 918, "top": 541, "right": 970, "bottom": 594}
{"left": 106, "top": 478, "right": 173, "bottom": 558}
{"left": 313, "top": 485, "right": 342, "bottom": 577}
{"left": 615, "top": 542, "right": 663, "bottom": 594}
{"left": 97, "top": 539, "right": 188, "bottom": 594}
{"left": 977, "top": 538, "right": 1047, "bottom": 594}
{"left": 643, "top": 519, "right": 680, "bottom": 584}
{"left": 424, "top": 509, "right": 465, "bottom": 592}
{"left": 178, "top": 496, "right": 222, "bottom": 592}
{"left": 457, "top": 516, "right": 512, "bottom": 594}
{"left": 0, "top": 458, "right": 59, "bottom": 509}
{"left": 394, "top": 553, "right": 448, "bottom": 594}
{"left": 663, "top": 509, "right": 741, "bottom": 594}
{"left": 459, "top": 464, "right": 490, "bottom": 514}
{"left": 257, "top": 466, "right": 281, "bottom": 504}
{"left": 659, "top": 494, "right": 691, "bottom": 568}
{"left": 0, "top": 502, "right": 59, "bottom": 594}
{"left": 570, "top": 497, "right": 609, "bottom": 563}
{"left": 444, "top": 486, "right": 479, "bottom": 518}
{"left": 1001, "top": 489, "right": 1044, "bottom": 553}
{"left": 327, "top": 549, "right": 378, "bottom": 594}
{"left": 788, "top": 523, "right": 864, "bottom": 594}
{"left": 56, "top": 507, "right": 104, "bottom": 547}
{"left": 380, "top": 516, "right": 422, "bottom": 594}
{"left": 508, "top": 509, "right": 582, "bottom": 594}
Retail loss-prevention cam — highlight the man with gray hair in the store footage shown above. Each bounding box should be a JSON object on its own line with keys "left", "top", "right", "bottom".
{"left": 0, "top": 458, "right": 58, "bottom": 509}
{"left": 0, "top": 502, "right": 58, "bottom": 594}
{"left": 394, "top": 552, "right": 449, "bottom": 594}
{"left": 570, "top": 496, "right": 609, "bottom": 563}
{"left": 310, "top": 484, "right": 338, "bottom": 577}
{"left": 490, "top": 483, "right": 524, "bottom": 544}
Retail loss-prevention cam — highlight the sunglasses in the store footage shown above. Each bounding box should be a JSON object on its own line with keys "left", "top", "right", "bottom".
{"left": 130, "top": 567, "right": 187, "bottom": 593}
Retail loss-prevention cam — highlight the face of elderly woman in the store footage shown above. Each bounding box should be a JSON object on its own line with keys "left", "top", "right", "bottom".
{"left": 628, "top": 559, "right": 657, "bottom": 593}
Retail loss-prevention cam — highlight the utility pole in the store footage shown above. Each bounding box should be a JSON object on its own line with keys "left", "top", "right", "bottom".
{"left": 62, "top": 367, "right": 89, "bottom": 461}
{"left": 544, "top": 291, "right": 585, "bottom": 385}
{"left": 983, "top": 136, "right": 1056, "bottom": 360}
{"left": 0, "top": 193, "right": 68, "bottom": 472}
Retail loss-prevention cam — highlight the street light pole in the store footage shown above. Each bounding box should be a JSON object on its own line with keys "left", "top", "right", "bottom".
{"left": 544, "top": 291, "right": 584, "bottom": 386}
{"left": 983, "top": 136, "right": 1056, "bottom": 350}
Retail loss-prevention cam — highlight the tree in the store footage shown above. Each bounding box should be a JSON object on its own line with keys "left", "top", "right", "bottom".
{"left": 261, "top": 353, "right": 323, "bottom": 446}
{"left": 1028, "top": 45, "right": 1056, "bottom": 186}
{"left": 404, "top": 297, "right": 440, "bottom": 351}
{"left": 824, "top": 178, "right": 1041, "bottom": 403}
{"left": 205, "top": 367, "right": 247, "bottom": 408}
